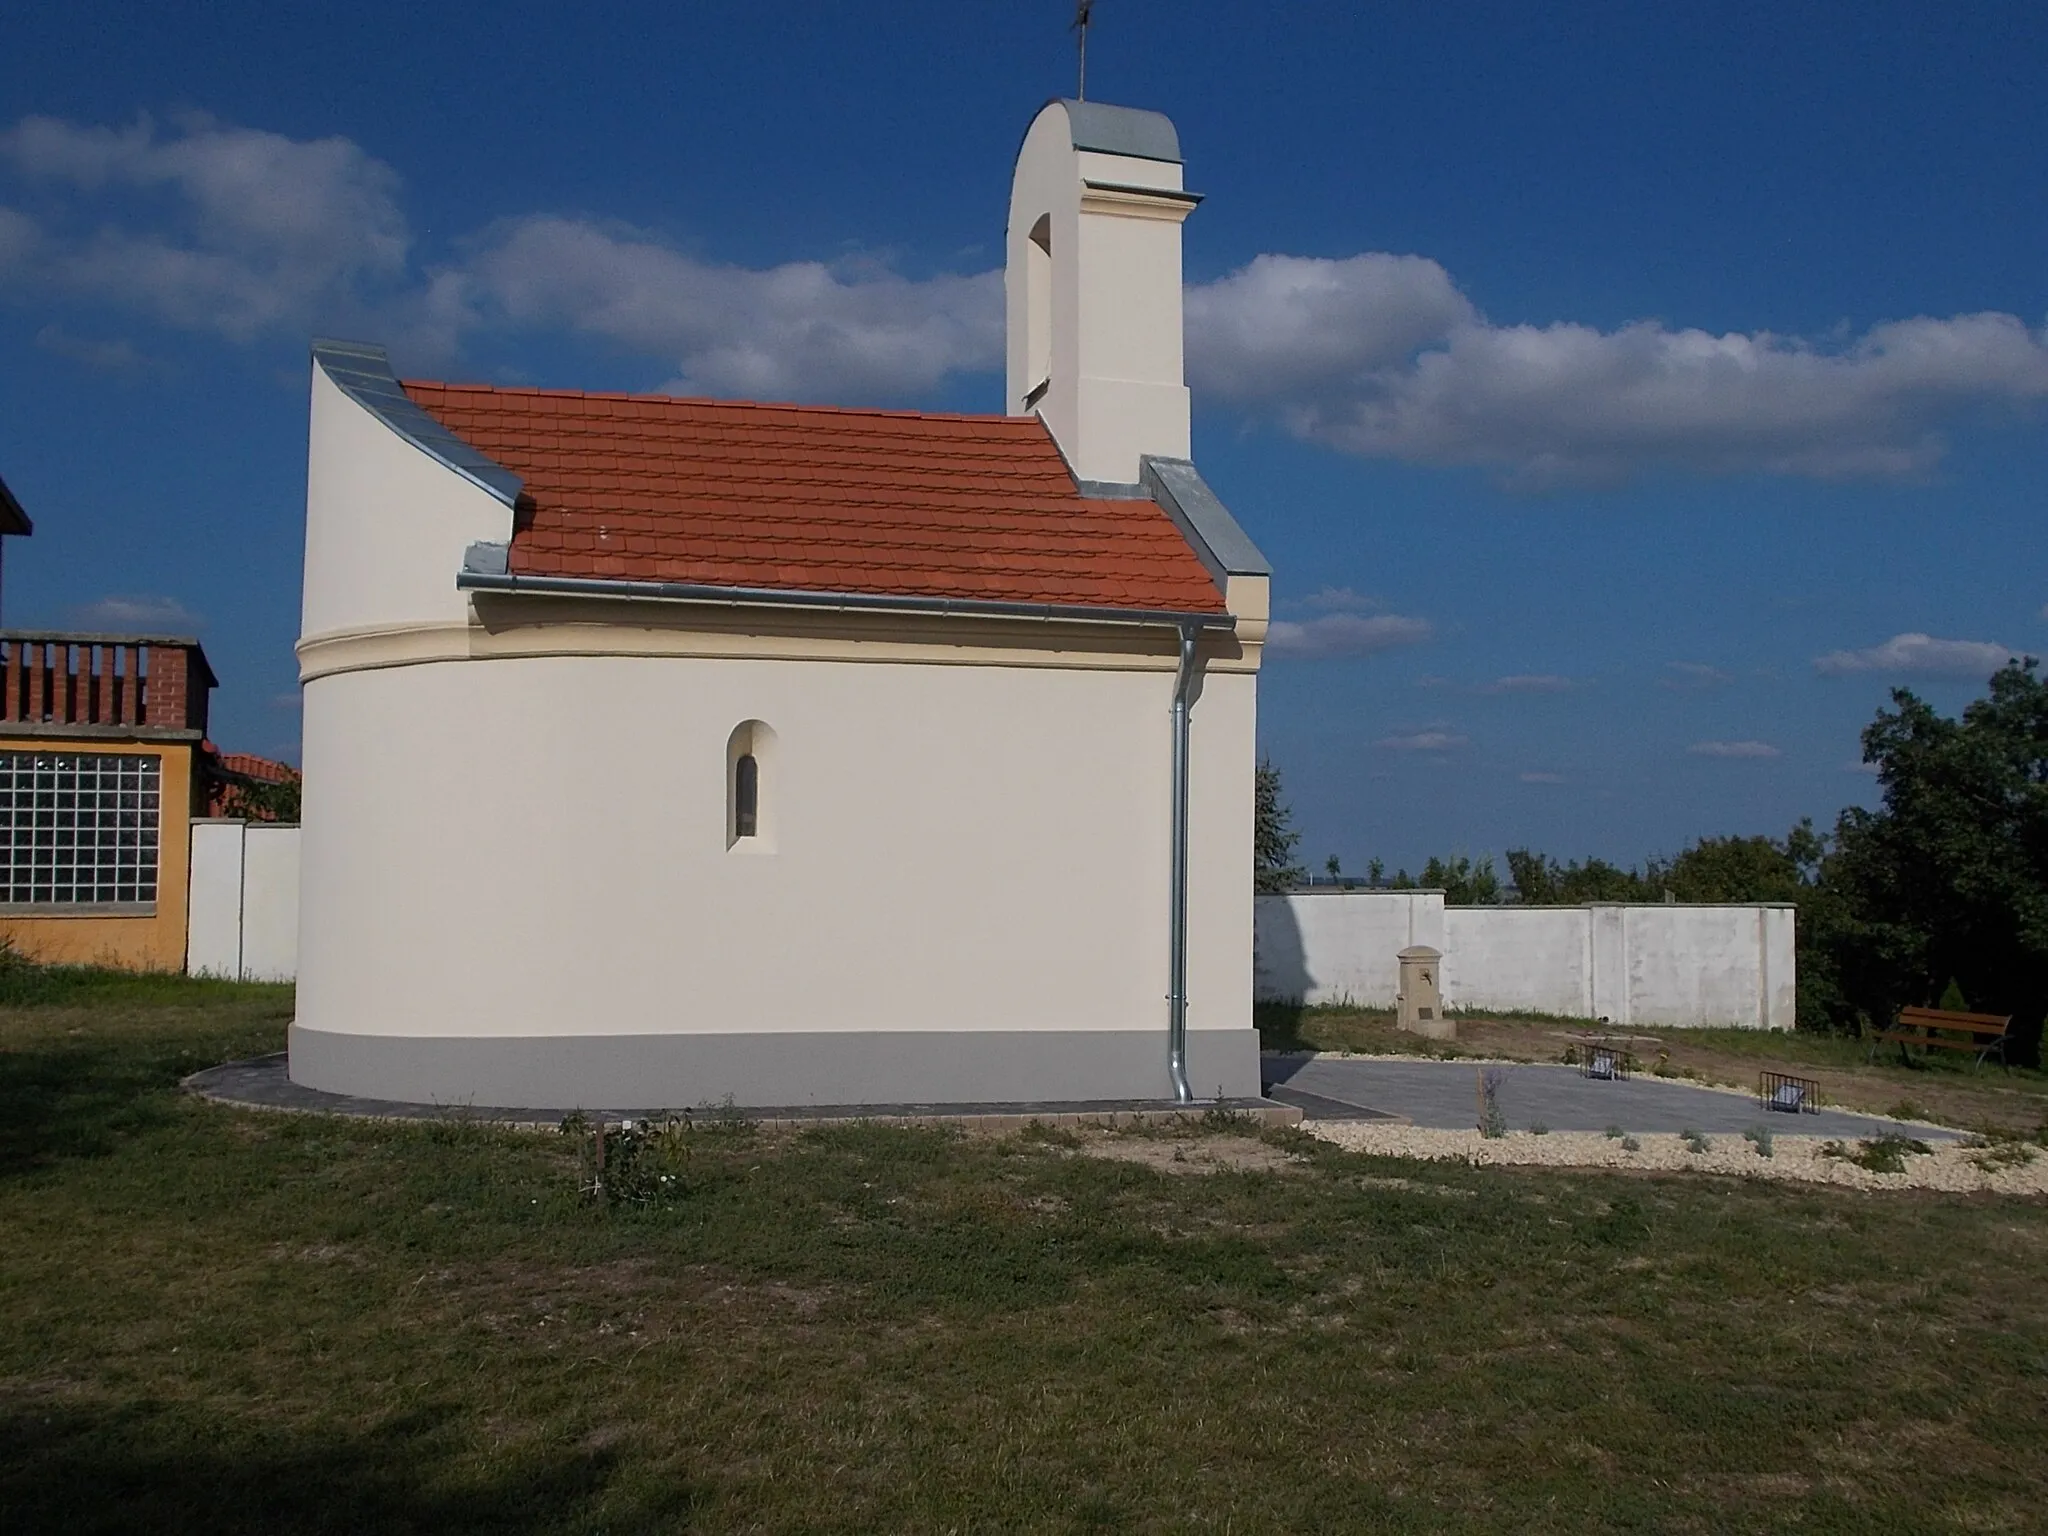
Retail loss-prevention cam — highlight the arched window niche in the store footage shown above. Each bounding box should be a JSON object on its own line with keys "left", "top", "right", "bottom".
{"left": 1023, "top": 213, "right": 1052, "bottom": 409}
{"left": 725, "top": 720, "right": 777, "bottom": 853}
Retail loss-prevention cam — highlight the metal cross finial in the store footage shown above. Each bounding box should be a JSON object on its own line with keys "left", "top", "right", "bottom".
{"left": 1073, "top": 0, "right": 1094, "bottom": 100}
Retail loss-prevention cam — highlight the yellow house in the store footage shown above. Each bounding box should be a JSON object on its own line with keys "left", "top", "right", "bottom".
{"left": 0, "top": 631, "right": 217, "bottom": 970}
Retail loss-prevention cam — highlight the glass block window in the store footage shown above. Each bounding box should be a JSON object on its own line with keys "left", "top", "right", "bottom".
{"left": 0, "top": 752, "right": 161, "bottom": 906}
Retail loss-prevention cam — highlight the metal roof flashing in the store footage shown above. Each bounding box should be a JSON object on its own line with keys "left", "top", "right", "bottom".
{"left": 1139, "top": 458, "right": 1270, "bottom": 587}
{"left": 0, "top": 473, "right": 31, "bottom": 537}
{"left": 311, "top": 339, "right": 523, "bottom": 507}
{"left": 1049, "top": 99, "right": 1182, "bottom": 164}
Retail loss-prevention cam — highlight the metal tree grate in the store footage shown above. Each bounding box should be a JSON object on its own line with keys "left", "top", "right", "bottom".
{"left": 1759, "top": 1070, "right": 1820, "bottom": 1114}
{"left": 1582, "top": 1043, "right": 1633, "bottom": 1081}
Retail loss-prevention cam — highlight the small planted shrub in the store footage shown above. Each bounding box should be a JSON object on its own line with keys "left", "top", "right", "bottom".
{"left": 1620, "top": 1135, "right": 1642, "bottom": 1153}
{"left": 1528, "top": 1121, "right": 1550, "bottom": 1137}
{"left": 1681, "top": 1129, "right": 1711, "bottom": 1155}
{"left": 1743, "top": 1125, "right": 1774, "bottom": 1158}
{"left": 1832, "top": 1133, "right": 1934, "bottom": 1174}
{"left": 560, "top": 1111, "right": 696, "bottom": 1206}
{"left": 1603, "top": 1125, "right": 1625, "bottom": 1140}
{"left": 1969, "top": 1140, "right": 2036, "bottom": 1173}
{"left": 1477, "top": 1068, "right": 1509, "bottom": 1139}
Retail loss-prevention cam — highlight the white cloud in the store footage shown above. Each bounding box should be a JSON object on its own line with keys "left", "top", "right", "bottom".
{"left": 9, "top": 109, "right": 2048, "bottom": 480}
{"left": 35, "top": 324, "right": 155, "bottom": 375}
{"left": 1519, "top": 771, "right": 1566, "bottom": 784}
{"left": 1, "top": 113, "right": 410, "bottom": 340}
{"left": 1687, "top": 740, "right": 1781, "bottom": 759}
{"left": 1813, "top": 632, "right": 2016, "bottom": 677}
{"left": 452, "top": 215, "right": 1002, "bottom": 403}
{"left": 1478, "top": 673, "right": 1573, "bottom": 694}
{"left": 69, "top": 594, "right": 202, "bottom": 631}
{"left": 1265, "top": 612, "right": 1433, "bottom": 660}
{"left": 1661, "top": 661, "right": 1732, "bottom": 690}
{"left": 1186, "top": 255, "right": 2048, "bottom": 487}
{"left": 1295, "top": 585, "right": 1380, "bottom": 612}
{"left": 1185, "top": 253, "right": 1473, "bottom": 404}
{"left": 0, "top": 204, "right": 39, "bottom": 271}
{"left": 1378, "top": 729, "right": 1469, "bottom": 752}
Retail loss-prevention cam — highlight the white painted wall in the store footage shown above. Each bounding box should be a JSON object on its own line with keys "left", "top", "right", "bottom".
{"left": 1255, "top": 891, "right": 1796, "bottom": 1029}
{"left": 187, "top": 819, "right": 301, "bottom": 981}
{"left": 297, "top": 647, "right": 1254, "bottom": 1044}
{"left": 302, "top": 365, "right": 511, "bottom": 640}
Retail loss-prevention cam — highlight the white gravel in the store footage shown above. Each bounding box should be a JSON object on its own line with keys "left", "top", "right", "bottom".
{"left": 1303, "top": 1122, "right": 2048, "bottom": 1195}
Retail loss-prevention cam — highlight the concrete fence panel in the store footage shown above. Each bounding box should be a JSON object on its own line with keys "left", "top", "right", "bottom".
{"left": 186, "top": 819, "right": 300, "bottom": 982}
{"left": 1255, "top": 891, "right": 1795, "bottom": 1029}
{"left": 1441, "top": 906, "right": 1592, "bottom": 1017}
{"left": 186, "top": 819, "right": 247, "bottom": 979}
{"left": 1253, "top": 890, "right": 1444, "bottom": 1007}
{"left": 240, "top": 824, "right": 300, "bottom": 982}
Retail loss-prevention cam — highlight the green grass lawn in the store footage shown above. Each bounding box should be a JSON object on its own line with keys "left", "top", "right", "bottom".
{"left": 5, "top": 977, "right": 2048, "bottom": 1532}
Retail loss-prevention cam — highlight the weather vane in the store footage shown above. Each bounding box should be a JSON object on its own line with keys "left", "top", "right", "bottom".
{"left": 1073, "top": 0, "right": 1094, "bottom": 100}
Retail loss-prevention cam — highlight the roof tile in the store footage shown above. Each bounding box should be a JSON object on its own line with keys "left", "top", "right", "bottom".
{"left": 401, "top": 382, "right": 1224, "bottom": 615}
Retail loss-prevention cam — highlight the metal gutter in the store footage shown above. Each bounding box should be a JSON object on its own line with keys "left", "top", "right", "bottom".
{"left": 1166, "top": 622, "right": 1202, "bottom": 1103}
{"left": 455, "top": 561, "right": 1235, "bottom": 633}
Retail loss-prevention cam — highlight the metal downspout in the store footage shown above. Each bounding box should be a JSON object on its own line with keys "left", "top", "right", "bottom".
{"left": 1167, "top": 622, "right": 1201, "bottom": 1103}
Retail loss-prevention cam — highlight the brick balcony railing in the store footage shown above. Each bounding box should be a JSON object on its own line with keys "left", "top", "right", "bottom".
{"left": 0, "top": 632, "right": 216, "bottom": 737}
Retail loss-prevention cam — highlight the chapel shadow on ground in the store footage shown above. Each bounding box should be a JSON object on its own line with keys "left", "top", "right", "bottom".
{"left": 0, "top": 1401, "right": 698, "bottom": 1536}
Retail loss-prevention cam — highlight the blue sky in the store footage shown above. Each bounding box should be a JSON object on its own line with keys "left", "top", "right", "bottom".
{"left": 2, "top": 0, "right": 2043, "bottom": 872}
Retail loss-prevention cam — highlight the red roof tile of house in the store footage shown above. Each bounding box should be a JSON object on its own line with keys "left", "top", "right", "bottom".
{"left": 400, "top": 383, "right": 1226, "bottom": 615}
{"left": 215, "top": 752, "right": 299, "bottom": 784}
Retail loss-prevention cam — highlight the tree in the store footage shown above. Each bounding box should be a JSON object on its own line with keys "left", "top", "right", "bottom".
{"left": 1818, "top": 658, "right": 2048, "bottom": 1039}
{"left": 1419, "top": 854, "right": 1502, "bottom": 905}
{"left": 1253, "top": 758, "right": 1305, "bottom": 893}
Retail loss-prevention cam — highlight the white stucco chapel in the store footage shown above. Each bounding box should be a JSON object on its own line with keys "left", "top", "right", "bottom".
{"left": 290, "top": 99, "right": 1272, "bottom": 1109}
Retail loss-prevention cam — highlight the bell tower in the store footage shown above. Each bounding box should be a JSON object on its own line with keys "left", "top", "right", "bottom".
{"left": 1006, "top": 100, "right": 1199, "bottom": 485}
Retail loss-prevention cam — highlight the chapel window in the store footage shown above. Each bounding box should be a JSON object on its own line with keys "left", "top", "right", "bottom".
{"left": 734, "top": 753, "right": 759, "bottom": 839}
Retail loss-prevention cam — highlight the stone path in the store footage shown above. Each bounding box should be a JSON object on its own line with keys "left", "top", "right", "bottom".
{"left": 1263, "top": 1054, "right": 1960, "bottom": 1140}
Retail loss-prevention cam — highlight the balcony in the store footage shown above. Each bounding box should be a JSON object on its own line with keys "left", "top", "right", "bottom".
{"left": 0, "top": 632, "right": 215, "bottom": 739}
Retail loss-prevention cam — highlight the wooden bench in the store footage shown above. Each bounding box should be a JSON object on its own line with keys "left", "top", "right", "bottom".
{"left": 1870, "top": 1006, "right": 2015, "bottom": 1069}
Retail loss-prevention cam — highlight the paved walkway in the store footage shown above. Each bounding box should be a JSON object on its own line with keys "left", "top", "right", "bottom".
{"left": 183, "top": 1053, "right": 1301, "bottom": 1131}
{"left": 1263, "top": 1054, "right": 1959, "bottom": 1140}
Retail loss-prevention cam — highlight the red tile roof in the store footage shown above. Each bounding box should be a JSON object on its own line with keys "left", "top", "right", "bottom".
{"left": 400, "top": 383, "right": 1226, "bottom": 615}
{"left": 214, "top": 752, "right": 299, "bottom": 784}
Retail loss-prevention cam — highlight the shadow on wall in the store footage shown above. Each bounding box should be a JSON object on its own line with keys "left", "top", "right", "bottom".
{"left": 1252, "top": 895, "right": 1310, "bottom": 1004}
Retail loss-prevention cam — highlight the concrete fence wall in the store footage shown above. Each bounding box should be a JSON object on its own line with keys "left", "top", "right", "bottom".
{"left": 1255, "top": 890, "right": 1796, "bottom": 1030}
{"left": 188, "top": 819, "right": 300, "bottom": 982}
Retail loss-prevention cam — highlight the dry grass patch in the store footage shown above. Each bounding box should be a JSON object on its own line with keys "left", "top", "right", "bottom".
{"left": 1068, "top": 1126, "right": 1311, "bottom": 1175}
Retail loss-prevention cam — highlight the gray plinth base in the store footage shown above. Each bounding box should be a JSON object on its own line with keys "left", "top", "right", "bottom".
{"left": 285, "top": 1023, "right": 1263, "bottom": 1111}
